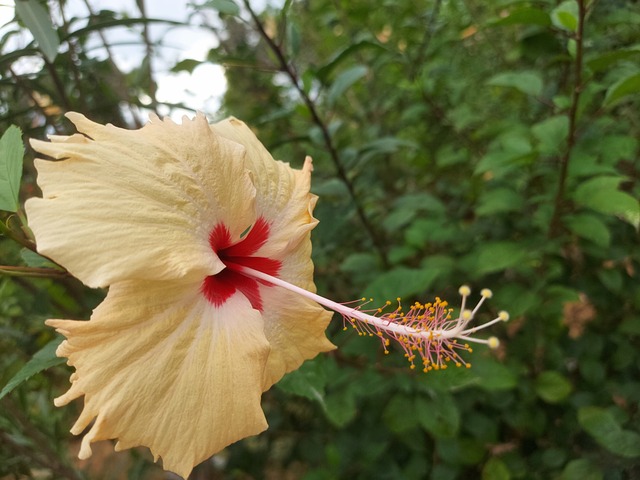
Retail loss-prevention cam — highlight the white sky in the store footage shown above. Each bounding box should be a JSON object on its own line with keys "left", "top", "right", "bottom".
{"left": 0, "top": 0, "right": 273, "bottom": 121}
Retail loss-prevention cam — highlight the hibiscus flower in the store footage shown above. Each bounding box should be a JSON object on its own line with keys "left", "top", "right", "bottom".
{"left": 26, "top": 113, "right": 335, "bottom": 478}
{"left": 26, "top": 113, "right": 506, "bottom": 478}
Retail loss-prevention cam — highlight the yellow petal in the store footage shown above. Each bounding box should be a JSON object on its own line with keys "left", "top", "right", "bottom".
{"left": 259, "top": 287, "right": 335, "bottom": 389}
{"left": 26, "top": 113, "right": 256, "bottom": 288}
{"left": 211, "top": 118, "right": 318, "bottom": 259}
{"left": 47, "top": 280, "right": 270, "bottom": 479}
{"left": 210, "top": 118, "right": 335, "bottom": 385}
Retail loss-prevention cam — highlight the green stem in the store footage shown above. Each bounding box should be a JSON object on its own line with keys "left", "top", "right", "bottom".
{"left": 549, "top": 0, "right": 587, "bottom": 238}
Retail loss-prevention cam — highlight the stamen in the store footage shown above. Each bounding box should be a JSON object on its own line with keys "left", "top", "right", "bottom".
{"left": 233, "top": 265, "right": 508, "bottom": 372}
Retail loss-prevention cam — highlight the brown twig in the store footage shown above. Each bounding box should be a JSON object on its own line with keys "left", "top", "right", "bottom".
{"left": 241, "top": 0, "right": 389, "bottom": 267}
{"left": 548, "top": 0, "right": 587, "bottom": 237}
{"left": 0, "top": 265, "right": 68, "bottom": 278}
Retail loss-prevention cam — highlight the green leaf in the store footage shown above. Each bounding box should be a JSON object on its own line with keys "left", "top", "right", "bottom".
{"left": 15, "top": 0, "right": 59, "bottom": 62}
{"left": 603, "top": 72, "right": 640, "bottom": 107}
{"left": 277, "top": 358, "right": 327, "bottom": 404}
{"left": 363, "top": 267, "right": 440, "bottom": 302}
{"left": 573, "top": 176, "right": 640, "bottom": 229}
{"left": 534, "top": 371, "right": 572, "bottom": 403}
{"left": 472, "top": 241, "right": 529, "bottom": 276}
{"left": 383, "top": 394, "right": 418, "bottom": 433}
{"left": 551, "top": 1, "right": 579, "bottom": 32}
{"left": 203, "top": 0, "right": 240, "bottom": 15}
{"left": 437, "top": 437, "right": 485, "bottom": 466}
{"left": 486, "top": 71, "right": 543, "bottom": 97}
{"left": 359, "top": 137, "right": 418, "bottom": 161}
{"left": 566, "top": 213, "right": 611, "bottom": 248}
{"left": 316, "top": 41, "right": 386, "bottom": 82}
{"left": 472, "top": 357, "right": 517, "bottom": 391}
{"left": 532, "top": 116, "right": 569, "bottom": 155}
{"left": 286, "top": 21, "right": 301, "bottom": 57}
{"left": 587, "top": 49, "right": 640, "bottom": 73}
{"left": 0, "top": 125, "right": 24, "bottom": 212}
{"left": 489, "top": 7, "right": 551, "bottom": 27}
{"left": 482, "top": 457, "right": 511, "bottom": 480}
{"left": 416, "top": 394, "right": 461, "bottom": 438}
{"left": 171, "top": 58, "right": 201, "bottom": 74}
{"left": 323, "top": 390, "right": 357, "bottom": 427}
{"left": 0, "top": 338, "right": 65, "bottom": 400}
{"left": 476, "top": 187, "right": 524, "bottom": 216}
{"left": 20, "top": 248, "right": 60, "bottom": 269}
{"left": 618, "top": 317, "right": 640, "bottom": 336}
{"left": 578, "top": 406, "right": 640, "bottom": 458}
{"left": 559, "top": 459, "right": 603, "bottom": 480}
{"left": 327, "top": 65, "right": 368, "bottom": 106}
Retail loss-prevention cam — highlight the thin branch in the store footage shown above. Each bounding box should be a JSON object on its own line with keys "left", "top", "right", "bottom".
{"left": 241, "top": 0, "right": 389, "bottom": 267}
{"left": 0, "top": 265, "right": 68, "bottom": 279}
{"left": 57, "top": 2, "right": 88, "bottom": 112}
{"left": 549, "top": 0, "right": 587, "bottom": 237}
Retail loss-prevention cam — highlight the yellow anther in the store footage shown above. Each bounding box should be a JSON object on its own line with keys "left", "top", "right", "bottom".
{"left": 466, "top": 363, "right": 472, "bottom": 368}
{"left": 481, "top": 288, "right": 493, "bottom": 298}
{"left": 459, "top": 285, "right": 471, "bottom": 296}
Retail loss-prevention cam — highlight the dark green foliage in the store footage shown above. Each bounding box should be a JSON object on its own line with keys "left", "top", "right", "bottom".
{"left": 1, "top": 0, "right": 639, "bottom": 479}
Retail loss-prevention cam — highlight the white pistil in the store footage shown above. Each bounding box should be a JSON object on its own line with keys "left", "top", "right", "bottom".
{"left": 236, "top": 265, "right": 507, "bottom": 346}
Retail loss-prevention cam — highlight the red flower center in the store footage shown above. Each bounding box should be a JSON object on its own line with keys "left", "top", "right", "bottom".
{"left": 202, "top": 217, "right": 281, "bottom": 311}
